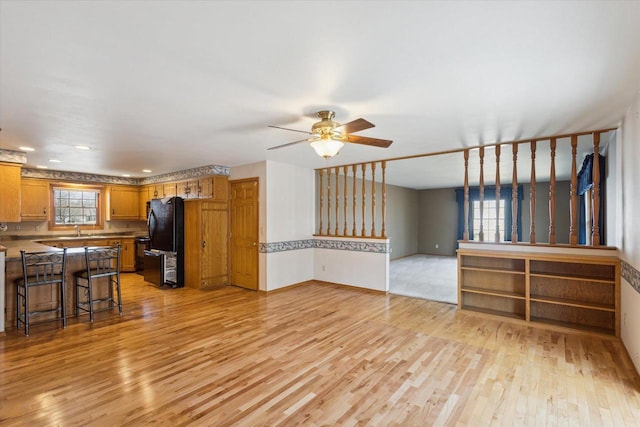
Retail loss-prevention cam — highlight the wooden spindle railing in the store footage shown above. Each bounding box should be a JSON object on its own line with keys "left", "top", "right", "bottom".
{"left": 530, "top": 141, "right": 536, "bottom": 244}
{"left": 352, "top": 164, "right": 357, "bottom": 236}
{"left": 592, "top": 132, "right": 601, "bottom": 246}
{"left": 361, "top": 163, "right": 366, "bottom": 236}
{"left": 463, "top": 149, "right": 470, "bottom": 241}
{"left": 569, "top": 135, "right": 578, "bottom": 245}
{"left": 479, "top": 146, "right": 485, "bottom": 242}
{"left": 511, "top": 143, "right": 518, "bottom": 243}
{"left": 343, "top": 166, "right": 348, "bottom": 236}
{"left": 327, "top": 168, "right": 332, "bottom": 235}
{"left": 334, "top": 167, "right": 339, "bottom": 236}
{"left": 371, "top": 162, "right": 376, "bottom": 237}
{"left": 495, "top": 145, "right": 501, "bottom": 242}
{"left": 319, "top": 168, "right": 324, "bottom": 235}
{"left": 549, "top": 138, "right": 556, "bottom": 244}
{"left": 381, "top": 161, "right": 387, "bottom": 238}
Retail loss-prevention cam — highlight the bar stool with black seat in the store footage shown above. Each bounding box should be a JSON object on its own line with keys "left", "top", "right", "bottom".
{"left": 16, "top": 248, "right": 68, "bottom": 336}
{"left": 75, "top": 244, "right": 122, "bottom": 322}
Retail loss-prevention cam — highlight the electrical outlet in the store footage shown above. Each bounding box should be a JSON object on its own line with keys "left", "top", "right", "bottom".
{"left": 322, "top": 265, "right": 326, "bottom": 272}
{"left": 435, "top": 243, "right": 439, "bottom": 249}
{"left": 15, "top": 225, "right": 20, "bottom": 231}
{"left": 35, "top": 225, "right": 41, "bottom": 231}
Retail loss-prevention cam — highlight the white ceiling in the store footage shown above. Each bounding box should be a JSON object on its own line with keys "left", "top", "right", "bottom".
{"left": 1, "top": 1, "right": 639, "bottom": 189}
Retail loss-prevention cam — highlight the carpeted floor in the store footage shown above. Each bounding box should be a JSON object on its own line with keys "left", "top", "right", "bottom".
{"left": 389, "top": 254, "right": 458, "bottom": 304}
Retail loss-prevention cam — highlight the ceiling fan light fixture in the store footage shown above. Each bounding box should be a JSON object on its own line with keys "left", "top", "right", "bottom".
{"left": 310, "top": 138, "right": 344, "bottom": 159}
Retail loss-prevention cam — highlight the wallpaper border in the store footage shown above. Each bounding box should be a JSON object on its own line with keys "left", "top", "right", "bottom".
{"left": 621, "top": 259, "right": 640, "bottom": 294}
{"left": 259, "top": 239, "right": 390, "bottom": 254}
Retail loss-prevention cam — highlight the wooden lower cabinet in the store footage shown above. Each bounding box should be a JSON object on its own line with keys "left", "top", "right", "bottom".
{"left": 184, "top": 199, "right": 228, "bottom": 289}
{"left": 120, "top": 238, "right": 136, "bottom": 272}
{"left": 458, "top": 249, "right": 620, "bottom": 336}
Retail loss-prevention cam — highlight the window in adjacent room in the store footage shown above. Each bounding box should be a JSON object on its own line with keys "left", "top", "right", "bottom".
{"left": 50, "top": 185, "right": 103, "bottom": 230}
{"left": 472, "top": 199, "right": 506, "bottom": 241}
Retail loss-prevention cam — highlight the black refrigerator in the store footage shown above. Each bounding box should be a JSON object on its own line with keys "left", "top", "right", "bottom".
{"left": 144, "top": 196, "right": 184, "bottom": 288}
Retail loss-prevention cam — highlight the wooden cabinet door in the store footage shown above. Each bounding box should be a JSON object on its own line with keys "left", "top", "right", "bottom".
{"left": 163, "top": 183, "right": 177, "bottom": 198}
{"left": 177, "top": 180, "right": 199, "bottom": 199}
{"left": 0, "top": 162, "right": 22, "bottom": 222}
{"left": 121, "top": 238, "right": 135, "bottom": 272}
{"left": 20, "top": 178, "right": 49, "bottom": 221}
{"left": 139, "top": 186, "right": 151, "bottom": 220}
{"left": 213, "top": 176, "right": 229, "bottom": 201}
{"left": 198, "top": 177, "right": 214, "bottom": 199}
{"left": 108, "top": 186, "right": 139, "bottom": 220}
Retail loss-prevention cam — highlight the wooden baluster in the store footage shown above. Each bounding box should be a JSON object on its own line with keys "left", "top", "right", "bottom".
{"left": 352, "top": 164, "right": 357, "bottom": 236}
{"left": 569, "top": 135, "right": 578, "bottom": 245}
{"left": 334, "top": 167, "right": 339, "bottom": 236}
{"left": 361, "top": 163, "right": 366, "bottom": 237}
{"left": 549, "top": 138, "right": 557, "bottom": 244}
{"left": 381, "top": 161, "right": 387, "bottom": 238}
{"left": 319, "top": 169, "right": 324, "bottom": 235}
{"left": 371, "top": 162, "right": 376, "bottom": 237}
{"left": 592, "top": 132, "right": 601, "bottom": 246}
{"left": 479, "top": 146, "right": 485, "bottom": 242}
{"left": 343, "top": 166, "right": 348, "bottom": 236}
{"left": 530, "top": 141, "right": 536, "bottom": 244}
{"left": 327, "top": 168, "right": 332, "bottom": 235}
{"left": 511, "top": 143, "right": 518, "bottom": 243}
{"left": 463, "top": 149, "right": 470, "bottom": 241}
{"left": 495, "top": 145, "right": 501, "bottom": 242}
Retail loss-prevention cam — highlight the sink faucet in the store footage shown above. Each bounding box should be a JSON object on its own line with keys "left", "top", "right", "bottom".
{"left": 74, "top": 225, "right": 81, "bottom": 237}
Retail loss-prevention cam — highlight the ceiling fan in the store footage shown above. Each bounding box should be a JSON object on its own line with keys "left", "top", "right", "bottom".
{"left": 268, "top": 110, "right": 393, "bottom": 158}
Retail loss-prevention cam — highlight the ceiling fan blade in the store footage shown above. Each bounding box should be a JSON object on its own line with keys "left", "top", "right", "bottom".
{"left": 335, "top": 118, "right": 375, "bottom": 134}
{"left": 268, "top": 125, "right": 314, "bottom": 135}
{"left": 345, "top": 134, "right": 393, "bottom": 148}
{"left": 267, "top": 137, "right": 317, "bottom": 150}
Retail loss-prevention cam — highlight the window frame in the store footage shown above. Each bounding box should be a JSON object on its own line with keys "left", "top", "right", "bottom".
{"left": 48, "top": 183, "right": 104, "bottom": 231}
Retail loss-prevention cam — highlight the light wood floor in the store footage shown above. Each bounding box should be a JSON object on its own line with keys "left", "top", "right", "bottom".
{"left": 1, "top": 274, "right": 639, "bottom": 426}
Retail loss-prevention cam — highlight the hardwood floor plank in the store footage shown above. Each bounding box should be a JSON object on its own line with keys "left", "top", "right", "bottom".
{"left": 1, "top": 274, "right": 639, "bottom": 425}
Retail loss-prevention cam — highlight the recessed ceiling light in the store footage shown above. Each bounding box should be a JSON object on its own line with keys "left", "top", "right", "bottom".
{"left": 122, "top": 174, "right": 131, "bottom": 177}
{"left": 49, "top": 159, "right": 62, "bottom": 163}
{"left": 142, "top": 169, "right": 152, "bottom": 173}
{"left": 19, "top": 146, "right": 35, "bottom": 152}
{"left": 36, "top": 165, "right": 48, "bottom": 169}
{"left": 73, "top": 145, "right": 91, "bottom": 150}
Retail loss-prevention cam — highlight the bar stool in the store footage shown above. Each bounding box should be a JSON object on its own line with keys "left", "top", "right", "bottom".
{"left": 75, "top": 244, "right": 122, "bottom": 322}
{"left": 15, "top": 248, "right": 68, "bottom": 336}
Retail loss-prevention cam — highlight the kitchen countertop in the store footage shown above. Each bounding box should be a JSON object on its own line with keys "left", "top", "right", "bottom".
{"left": 0, "top": 235, "right": 145, "bottom": 260}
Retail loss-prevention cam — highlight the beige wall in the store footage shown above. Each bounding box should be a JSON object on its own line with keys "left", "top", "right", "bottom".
{"left": 619, "top": 91, "right": 640, "bottom": 371}
{"left": 417, "top": 188, "right": 459, "bottom": 256}
{"left": 386, "top": 184, "right": 418, "bottom": 259}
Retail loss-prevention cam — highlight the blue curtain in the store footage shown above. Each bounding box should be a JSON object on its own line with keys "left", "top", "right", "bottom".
{"left": 577, "top": 154, "right": 606, "bottom": 245}
{"left": 455, "top": 185, "right": 523, "bottom": 243}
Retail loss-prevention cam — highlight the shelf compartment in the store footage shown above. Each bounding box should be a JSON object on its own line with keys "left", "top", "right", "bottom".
{"left": 462, "top": 286, "right": 525, "bottom": 300}
{"left": 461, "top": 256, "right": 525, "bottom": 272}
{"left": 461, "top": 292, "right": 525, "bottom": 320}
{"left": 530, "top": 260, "right": 615, "bottom": 282}
{"left": 530, "top": 301, "right": 615, "bottom": 335}
{"left": 529, "top": 317, "right": 615, "bottom": 336}
{"left": 530, "top": 276, "right": 615, "bottom": 307}
{"left": 461, "top": 269, "right": 526, "bottom": 295}
{"left": 529, "top": 295, "right": 615, "bottom": 312}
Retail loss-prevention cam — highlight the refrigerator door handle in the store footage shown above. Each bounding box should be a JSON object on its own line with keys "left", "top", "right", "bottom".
{"left": 148, "top": 209, "right": 157, "bottom": 240}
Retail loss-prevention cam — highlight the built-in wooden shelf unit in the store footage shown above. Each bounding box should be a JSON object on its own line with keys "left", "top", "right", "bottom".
{"left": 458, "top": 248, "right": 620, "bottom": 336}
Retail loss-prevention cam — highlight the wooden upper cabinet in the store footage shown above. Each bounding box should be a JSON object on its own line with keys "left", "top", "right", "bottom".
{"left": 20, "top": 178, "right": 50, "bottom": 221}
{"left": 0, "top": 162, "right": 22, "bottom": 222}
{"left": 176, "top": 180, "right": 200, "bottom": 199}
{"left": 212, "top": 175, "right": 229, "bottom": 201}
{"left": 163, "top": 182, "right": 177, "bottom": 198}
{"left": 107, "top": 185, "right": 139, "bottom": 220}
{"left": 139, "top": 185, "right": 151, "bottom": 220}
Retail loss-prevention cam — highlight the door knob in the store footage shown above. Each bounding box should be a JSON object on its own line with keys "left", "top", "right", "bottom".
{"left": 252, "top": 242, "right": 257, "bottom": 246}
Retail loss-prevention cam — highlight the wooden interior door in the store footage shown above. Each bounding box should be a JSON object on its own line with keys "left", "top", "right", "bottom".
{"left": 230, "top": 179, "right": 259, "bottom": 290}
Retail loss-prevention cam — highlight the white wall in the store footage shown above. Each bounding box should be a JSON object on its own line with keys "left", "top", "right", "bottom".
{"left": 619, "top": 91, "right": 640, "bottom": 371}
{"left": 313, "top": 237, "right": 390, "bottom": 292}
{"left": 265, "top": 161, "right": 315, "bottom": 290}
